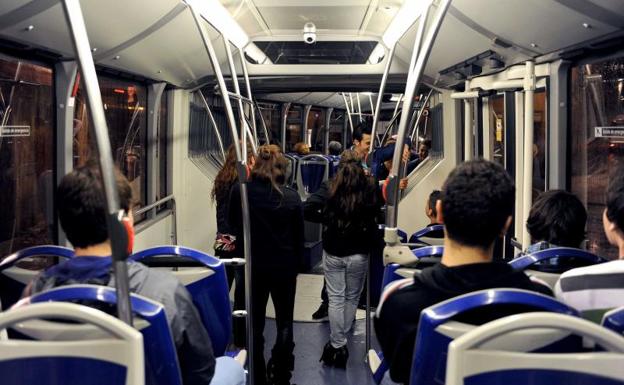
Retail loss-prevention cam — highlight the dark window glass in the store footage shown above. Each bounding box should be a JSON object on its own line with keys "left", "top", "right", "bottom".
{"left": 308, "top": 108, "right": 325, "bottom": 152}
{"left": 533, "top": 90, "right": 547, "bottom": 193}
{"left": 489, "top": 95, "right": 505, "bottom": 167}
{"left": 256, "top": 101, "right": 281, "bottom": 146}
{"left": 286, "top": 105, "right": 303, "bottom": 152}
{"left": 329, "top": 110, "right": 345, "bottom": 146}
{"left": 73, "top": 76, "right": 148, "bottom": 218}
{"left": 0, "top": 55, "right": 54, "bottom": 256}
{"left": 569, "top": 58, "right": 624, "bottom": 259}
{"left": 254, "top": 41, "right": 379, "bottom": 65}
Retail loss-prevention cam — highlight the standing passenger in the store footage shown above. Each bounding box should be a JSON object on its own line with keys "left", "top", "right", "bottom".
{"left": 229, "top": 145, "right": 304, "bottom": 385}
{"left": 211, "top": 145, "right": 253, "bottom": 348}
{"left": 304, "top": 150, "right": 382, "bottom": 368}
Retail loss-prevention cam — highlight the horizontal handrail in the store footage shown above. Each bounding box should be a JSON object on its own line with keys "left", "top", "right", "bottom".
{"left": 134, "top": 194, "right": 175, "bottom": 216}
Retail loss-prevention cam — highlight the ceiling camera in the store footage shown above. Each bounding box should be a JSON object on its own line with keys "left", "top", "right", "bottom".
{"left": 303, "top": 22, "right": 316, "bottom": 44}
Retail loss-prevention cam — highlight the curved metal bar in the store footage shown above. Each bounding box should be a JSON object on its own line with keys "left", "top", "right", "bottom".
{"left": 385, "top": 0, "right": 452, "bottom": 228}
{"left": 254, "top": 100, "right": 271, "bottom": 144}
{"left": 239, "top": 47, "right": 260, "bottom": 147}
{"left": 369, "top": 44, "right": 396, "bottom": 154}
{"left": 187, "top": 3, "right": 256, "bottom": 380}
{"left": 341, "top": 93, "right": 354, "bottom": 134}
{"left": 197, "top": 91, "right": 226, "bottom": 161}
{"left": 0, "top": 245, "right": 74, "bottom": 270}
{"left": 61, "top": 0, "right": 132, "bottom": 325}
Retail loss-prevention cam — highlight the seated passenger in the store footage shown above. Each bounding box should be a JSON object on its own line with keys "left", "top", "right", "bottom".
{"left": 293, "top": 141, "right": 310, "bottom": 156}
{"left": 328, "top": 140, "right": 342, "bottom": 156}
{"left": 424, "top": 189, "right": 443, "bottom": 236}
{"left": 24, "top": 164, "right": 244, "bottom": 385}
{"left": 522, "top": 189, "right": 587, "bottom": 255}
{"left": 555, "top": 167, "right": 624, "bottom": 321}
{"left": 374, "top": 160, "right": 551, "bottom": 384}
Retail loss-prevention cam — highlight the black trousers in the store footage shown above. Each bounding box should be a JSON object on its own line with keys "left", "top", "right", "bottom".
{"left": 252, "top": 269, "right": 297, "bottom": 385}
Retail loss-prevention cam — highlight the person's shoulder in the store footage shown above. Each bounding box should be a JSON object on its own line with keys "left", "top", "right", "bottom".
{"left": 378, "top": 277, "right": 429, "bottom": 319}
{"left": 283, "top": 186, "right": 302, "bottom": 203}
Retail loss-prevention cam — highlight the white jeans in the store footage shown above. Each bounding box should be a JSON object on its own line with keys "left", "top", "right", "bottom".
{"left": 323, "top": 251, "right": 368, "bottom": 348}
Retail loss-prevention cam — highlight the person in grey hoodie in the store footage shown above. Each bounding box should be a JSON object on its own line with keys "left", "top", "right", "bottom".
{"left": 375, "top": 160, "right": 552, "bottom": 384}
{"left": 24, "top": 164, "right": 244, "bottom": 385}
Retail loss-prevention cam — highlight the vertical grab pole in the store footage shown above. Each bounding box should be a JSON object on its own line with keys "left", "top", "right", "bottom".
{"left": 342, "top": 93, "right": 355, "bottom": 134}
{"left": 239, "top": 47, "right": 261, "bottom": 146}
{"left": 369, "top": 44, "right": 396, "bottom": 153}
{"left": 464, "top": 99, "right": 473, "bottom": 161}
{"left": 61, "top": 0, "right": 132, "bottom": 325}
{"left": 187, "top": 4, "right": 255, "bottom": 383}
{"left": 368, "top": 93, "right": 375, "bottom": 118}
{"left": 385, "top": 0, "right": 451, "bottom": 229}
{"left": 522, "top": 61, "right": 536, "bottom": 248}
{"left": 223, "top": 39, "right": 257, "bottom": 158}
{"left": 356, "top": 93, "right": 363, "bottom": 123}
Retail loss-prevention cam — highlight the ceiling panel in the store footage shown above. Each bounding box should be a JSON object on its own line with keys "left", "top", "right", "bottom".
{"left": 587, "top": 0, "right": 624, "bottom": 18}
{"left": 257, "top": 6, "right": 368, "bottom": 30}
{"left": 452, "top": 0, "right": 618, "bottom": 53}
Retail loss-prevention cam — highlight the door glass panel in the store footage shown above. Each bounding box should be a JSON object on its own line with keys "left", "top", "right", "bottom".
{"left": 533, "top": 90, "right": 547, "bottom": 193}
{"left": 0, "top": 56, "right": 54, "bottom": 257}
{"left": 570, "top": 58, "right": 624, "bottom": 259}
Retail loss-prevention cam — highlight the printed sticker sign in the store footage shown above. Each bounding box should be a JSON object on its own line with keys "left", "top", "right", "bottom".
{"left": 595, "top": 126, "right": 624, "bottom": 138}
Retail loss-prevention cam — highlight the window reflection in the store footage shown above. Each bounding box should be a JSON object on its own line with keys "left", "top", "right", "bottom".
{"left": 0, "top": 56, "right": 54, "bottom": 256}
{"left": 570, "top": 58, "right": 624, "bottom": 259}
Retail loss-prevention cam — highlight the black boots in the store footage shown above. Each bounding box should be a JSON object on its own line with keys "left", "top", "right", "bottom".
{"left": 319, "top": 341, "right": 349, "bottom": 369}
{"left": 312, "top": 302, "right": 328, "bottom": 320}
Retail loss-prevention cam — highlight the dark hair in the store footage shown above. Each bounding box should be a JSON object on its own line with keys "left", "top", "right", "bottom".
{"left": 353, "top": 121, "right": 372, "bottom": 142}
{"left": 428, "top": 190, "right": 441, "bottom": 217}
{"left": 251, "top": 144, "right": 288, "bottom": 193}
{"left": 526, "top": 190, "right": 586, "bottom": 248}
{"left": 606, "top": 165, "right": 624, "bottom": 232}
{"left": 441, "top": 160, "right": 515, "bottom": 249}
{"left": 328, "top": 141, "right": 343, "bottom": 156}
{"left": 326, "top": 150, "right": 377, "bottom": 228}
{"left": 211, "top": 144, "right": 253, "bottom": 203}
{"left": 57, "top": 164, "right": 133, "bottom": 248}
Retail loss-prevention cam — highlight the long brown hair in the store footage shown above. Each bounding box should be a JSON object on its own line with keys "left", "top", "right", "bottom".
{"left": 251, "top": 144, "right": 288, "bottom": 193}
{"left": 327, "top": 149, "right": 377, "bottom": 227}
{"left": 211, "top": 145, "right": 252, "bottom": 202}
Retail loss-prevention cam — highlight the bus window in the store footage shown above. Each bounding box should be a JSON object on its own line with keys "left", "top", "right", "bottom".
{"left": 570, "top": 57, "right": 624, "bottom": 259}
{"left": 533, "top": 90, "right": 547, "bottom": 193}
{"left": 73, "top": 76, "right": 148, "bottom": 220}
{"left": 0, "top": 56, "right": 54, "bottom": 257}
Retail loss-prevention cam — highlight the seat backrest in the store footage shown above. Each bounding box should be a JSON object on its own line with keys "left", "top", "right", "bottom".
{"left": 284, "top": 153, "right": 298, "bottom": 187}
{"left": 296, "top": 154, "right": 329, "bottom": 199}
{"left": 380, "top": 246, "right": 444, "bottom": 291}
{"left": 130, "top": 245, "right": 231, "bottom": 356}
{"left": 603, "top": 306, "right": 624, "bottom": 335}
{"left": 446, "top": 312, "right": 624, "bottom": 385}
{"left": 409, "top": 225, "right": 445, "bottom": 247}
{"left": 410, "top": 289, "right": 580, "bottom": 385}
{"left": 0, "top": 301, "right": 144, "bottom": 385}
{"left": 325, "top": 155, "right": 340, "bottom": 177}
{"left": 0, "top": 245, "right": 75, "bottom": 309}
{"left": 510, "top": 247, "right": 606, "bottom": 273}
{"left": 28, "top": 285, "right": 181, "bottom": 385}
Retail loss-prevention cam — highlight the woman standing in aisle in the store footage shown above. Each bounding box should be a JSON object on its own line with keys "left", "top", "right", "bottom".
{"left": 229, "top": 144, "right": 304, "bottom": 385}
{"left": 304, "top": 149, "right": 382, "bottom": 368}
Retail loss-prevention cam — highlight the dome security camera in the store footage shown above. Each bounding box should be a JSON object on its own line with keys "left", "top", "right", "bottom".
{"left": 303, "top": 22, "right": 316, "bottom": 44}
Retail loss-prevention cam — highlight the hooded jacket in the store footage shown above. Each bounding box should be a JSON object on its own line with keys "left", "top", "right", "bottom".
{"left": 374, "top": 262, "right": 552, "bottom": 384}
{"left": 29, "top": 257, "right": 216, "bottom": 385}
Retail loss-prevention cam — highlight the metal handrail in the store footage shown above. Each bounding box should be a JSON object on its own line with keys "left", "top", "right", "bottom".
{"left": 134, "top": 195, "right": 177, "bottom": 245}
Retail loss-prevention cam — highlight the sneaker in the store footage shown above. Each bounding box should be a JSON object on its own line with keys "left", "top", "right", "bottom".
{"left": 312, "top": 303, "right": 328, "bottom": 320}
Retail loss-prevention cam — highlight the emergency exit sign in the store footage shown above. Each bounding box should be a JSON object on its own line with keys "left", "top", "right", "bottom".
{"left": 595, "top": 126, "right": 624, "bottom": 138}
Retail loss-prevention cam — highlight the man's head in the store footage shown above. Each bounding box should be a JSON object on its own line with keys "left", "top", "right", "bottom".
{"left": 418, "top": 141, "right": 430, "bottom": 160}
{"left": 57, "top": 164, "right": 134, "bottom": 249}
{"left": 604, "top": 166, "right": 624, "bottom": 252}
{"left": 526, "top": 190, "right": 586, "bottom": 248}
{"left": 352, "top": 122, "right": 372, "bottom": 159}
{"left": 426, "top": 190, "right": 442, "bottom": 223}
{"left": 439, "top": 160, "right": 514, "bottom": 251}
{"left": 328, "top": 141, "right": 343, "bottom": 156}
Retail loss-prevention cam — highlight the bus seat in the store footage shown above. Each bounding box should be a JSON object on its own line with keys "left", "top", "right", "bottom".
{"left": 130, "top": 246, "right": 231, "bottom": 356}
{"left": 410, "top": 289, "right": 580, "bottom": 385}
{"left": 0, "top": 301, "right": 144, "bottom": 385}
{"left": 445, "top": 312, "right": 624, "bottom": 385}
{"left": 603, "top": 307, "right": 624, "bottom": 335}
{"left": 28, "top": 285, "right": 180, "bottom": 385}
{"left": 0, "top": 245, "right": 75, "bottom": 309}
{"left": 296, "top": 154, "right": 329, "bottom": 199}
{"left": 380, "top": 246, "right": 443, "bottom": 291}
{"left": 510, "top": 247, "right": 607, "bottom": 289}
{"left": 325, "top": 155, "right": 340, "bottom": 177}
{"left": 284, "top": 153, "right": 298, "bottom": 188}
{"left": 408, "top": 225, "right": 444, "bottom": 248}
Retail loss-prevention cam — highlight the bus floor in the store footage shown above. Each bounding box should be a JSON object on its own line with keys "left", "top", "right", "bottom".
{"left": 261, "top": 317, "right": 380, "bottom": 385}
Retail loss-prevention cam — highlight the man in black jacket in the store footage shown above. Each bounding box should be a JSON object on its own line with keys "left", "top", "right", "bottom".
{"left": 374, "top": 159, "right": 551, "bottom": 384}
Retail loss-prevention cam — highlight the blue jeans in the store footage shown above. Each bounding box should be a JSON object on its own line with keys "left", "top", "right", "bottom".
{"left": 210, "top": 356, "right": 246, "bottom": 385}
{"left": 323, "top": 252, "right": 368, "bottom": 348}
